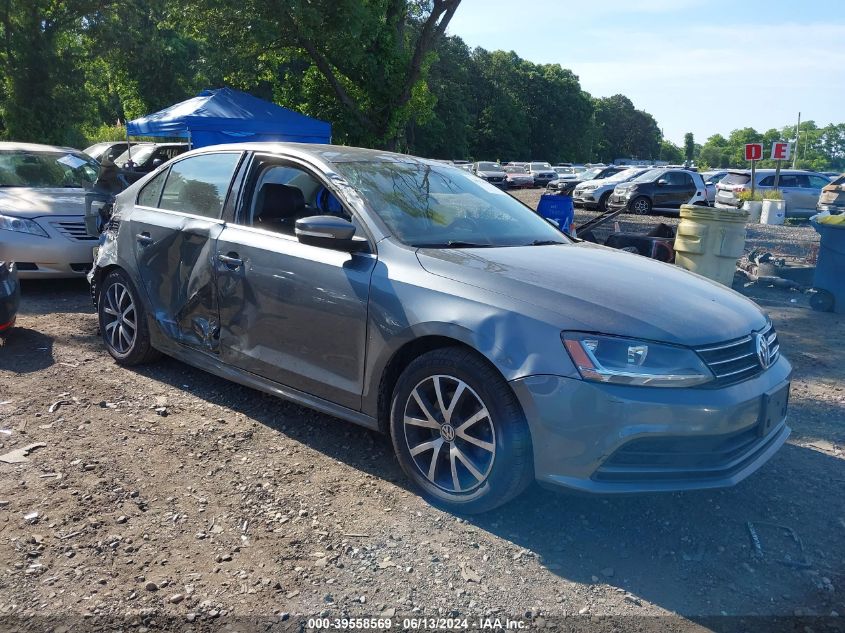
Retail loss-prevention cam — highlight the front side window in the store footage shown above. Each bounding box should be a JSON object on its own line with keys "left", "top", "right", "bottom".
{"left": 808, "top": 175, "right": 830, "bottom": 189}
{"left": 334, "top": 161, "right": 570, "bottom": 248}
{"left": 158, "top": 152, "right": 241, "bottom": 218}
{"left": 242, "top": 159, "right": 352, "bottom": 235}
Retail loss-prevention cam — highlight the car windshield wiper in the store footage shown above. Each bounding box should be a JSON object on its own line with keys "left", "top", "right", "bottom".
{"left": 416, "top": 240, "right": 495, "bottom": 249}
{"left": 527, "top": 239, "right": 566, "bottom": 246}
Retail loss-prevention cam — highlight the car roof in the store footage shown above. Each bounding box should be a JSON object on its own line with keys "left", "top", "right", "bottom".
{"left": 0, "top": 141, "right": 86, "bottom": 154}
{"left": 726, "top": 168, "right": 826, "bottom": 176}
{"left": 178, "top": 142, "right": 447, "bottom": 167}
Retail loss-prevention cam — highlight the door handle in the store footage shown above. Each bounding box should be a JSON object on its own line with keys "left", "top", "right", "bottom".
{"left": 136, "top": 232, "right": 153, "bottom": 246}
{"left": 218, "top": 253, "right": 243, "bottom": 269}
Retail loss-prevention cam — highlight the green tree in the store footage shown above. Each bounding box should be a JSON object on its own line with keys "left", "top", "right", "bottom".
{"left": 186, "top": 0, "right": 461, "bottom": 149}
{"left": 659, "top": 139, "right": 683, "bottom": 164}
{"left": 683, "top": 132, "right": 694, "bottom": 163}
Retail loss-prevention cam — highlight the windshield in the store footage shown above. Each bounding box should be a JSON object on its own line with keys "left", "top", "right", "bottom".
{"left": 607, "top": 168, "right": 643, "bottom": 182}
{"left": 578, "top": 167, "right": 603, "bottom": 181}
{"left": 114, "top": 145, "right": 156, "bottom": 167}
{"left": 504, "top": 166, "right": 527, "bottom": 174}
{"left": 0, "top": 150, "right": 99, "bottom": 188}
{"left": 530, "top": 162, "right": 552, "bottom": 170}
{"left": 334, "top": 161, "right": 570, "bottom": 248}
{"left": 555, "top": 167, "right": 574, "bottom": 174}
{"left": 477, "top": 162, "right": 502, "bottom": 171}
{"left": 632, "top": 168, "right": 664, "bottom": 183}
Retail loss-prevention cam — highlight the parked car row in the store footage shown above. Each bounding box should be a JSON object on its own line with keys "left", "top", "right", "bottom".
{"left": 559, "top": 162, "right": 836, "bottom": 218}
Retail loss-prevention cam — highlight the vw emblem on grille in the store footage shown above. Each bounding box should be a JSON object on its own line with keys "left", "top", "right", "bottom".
{"left": 756, "top": 333, "right": 771, "bottom": 369}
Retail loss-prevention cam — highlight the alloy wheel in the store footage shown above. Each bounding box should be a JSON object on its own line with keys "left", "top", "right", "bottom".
{"left": 632, "top": 198, "right": 651, "bottom": 215}
{"left": 101, "top": 282, "right": 137, "bottom": 354}
{"left": 402, "top": 374, "right": 496, "bottom": 493}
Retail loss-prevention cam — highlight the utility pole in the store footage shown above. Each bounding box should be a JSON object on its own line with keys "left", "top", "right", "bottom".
{"left": 792, "top": 111, "right": 801, "bottom": 169}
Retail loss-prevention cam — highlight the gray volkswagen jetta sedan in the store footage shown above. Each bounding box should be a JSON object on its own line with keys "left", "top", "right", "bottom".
{"left": 89, "top": 143, "right": 791, "bottom": 514}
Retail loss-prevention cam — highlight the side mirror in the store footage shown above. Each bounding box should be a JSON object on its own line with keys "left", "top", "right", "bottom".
{"left": 295, "top": 215, "right": 367, "bottom": 252}
{"left": 657, "top": 178, "right": 668, "bottom": 186}
{"left": 151, "top": 158, "right": 163, "bottom": 168}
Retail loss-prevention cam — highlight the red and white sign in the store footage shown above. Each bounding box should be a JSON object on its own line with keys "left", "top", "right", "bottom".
{"left": 745, "top": 143, "right": 763, "bottom": 161}
{"left": 771, "top": 142, "right": 791, "bottom": 161}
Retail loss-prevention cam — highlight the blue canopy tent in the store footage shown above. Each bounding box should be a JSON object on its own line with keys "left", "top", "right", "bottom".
{"left": 126, "top": 88, "right": 332, "bottom": 148}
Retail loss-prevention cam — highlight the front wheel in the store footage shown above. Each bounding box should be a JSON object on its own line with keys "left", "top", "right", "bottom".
{"left": 630, "top": 196, "right": 652, "bottom": 215}
{"left": 97, "top": 269, "right": 161, "bottom": 365}
{"left": 597, "top": 191, "right": 611, "bottom": 212}
{"left": 390, "top": 347, "right": 534, "bottom": 514}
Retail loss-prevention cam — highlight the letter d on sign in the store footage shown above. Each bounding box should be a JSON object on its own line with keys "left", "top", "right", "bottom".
{"left": 771, "top": 142, "right": 790, "bottom": 161}
{"left": 745, "top": 144, "right": 762, "bottom": 161}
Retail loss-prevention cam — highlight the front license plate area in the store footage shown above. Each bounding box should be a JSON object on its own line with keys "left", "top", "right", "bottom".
{"left": 758, "top": 384, "right": 789, "bottom": 437}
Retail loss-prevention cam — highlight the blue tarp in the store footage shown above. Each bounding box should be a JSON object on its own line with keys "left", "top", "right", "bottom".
{"left": 126, "top": 88, "right": 332, "bottom": 148}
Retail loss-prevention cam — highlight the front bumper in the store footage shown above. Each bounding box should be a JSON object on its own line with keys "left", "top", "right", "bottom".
{"left": 573, "top": 191, "right": 598, "bottom": 206}
{"left": 0, "top": 265, "right": 20, "bottom": 332}
{"left": 0, "top": 215, "right": 96, "bottom": 279}
{"left": 510, "top": 355, "right": 792, "bottom": 493}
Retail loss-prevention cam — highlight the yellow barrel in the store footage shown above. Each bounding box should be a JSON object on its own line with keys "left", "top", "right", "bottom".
{"left": 674, "top": 205, "right": 748, "bottom": 285}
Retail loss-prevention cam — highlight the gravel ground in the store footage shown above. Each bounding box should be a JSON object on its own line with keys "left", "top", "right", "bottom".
{"left": 0, "top": 205, "right": 843, "bottom": 632}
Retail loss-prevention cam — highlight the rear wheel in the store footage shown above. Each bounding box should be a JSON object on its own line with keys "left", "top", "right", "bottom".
{"left": 390, "top": 347, "right": 534, "bottom": 514}
{"left": 630, "top": 196, "right": 652, "bottom": 215}
{"left": 98, "top": 269, "right": 161, "bottom": 365}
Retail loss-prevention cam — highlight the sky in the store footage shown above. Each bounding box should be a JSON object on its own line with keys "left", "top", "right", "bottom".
{"left": 447, "top": 0, "right": 844, "bottom": 146}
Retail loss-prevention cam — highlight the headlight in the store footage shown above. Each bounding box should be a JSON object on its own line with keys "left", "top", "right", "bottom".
{"left": 562, "top": 332, "right": 713, "bottom": 388}
{"left": 581, "top": 185, "right": 597, "bottom": 191}
{"left": 0, "top": 214, "right": 49, "bottom": 238}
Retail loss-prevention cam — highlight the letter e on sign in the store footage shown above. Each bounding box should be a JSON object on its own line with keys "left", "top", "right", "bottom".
{"left": 745, "top": 144, "right": 762, "bottom": 161}
{"left": 771, "top": 142, "right": 791, "bottom": 161}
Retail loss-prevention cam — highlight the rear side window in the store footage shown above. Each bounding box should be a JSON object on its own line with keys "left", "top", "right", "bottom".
{"left": 137, "top": 170, "right": 167, "bottom": 207}
{"left": 722, "top": 173, "right": 750, "bottom": 186}
{"left": 159, "top": 153, "right": 241, "bottom": 218}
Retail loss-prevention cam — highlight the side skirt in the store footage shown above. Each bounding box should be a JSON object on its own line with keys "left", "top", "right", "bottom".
{"left": 156, "top": 340, "right": 380, "bottom": 432}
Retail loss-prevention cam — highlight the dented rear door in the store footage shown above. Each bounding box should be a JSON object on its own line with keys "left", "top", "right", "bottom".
{"left": 130, "top": 151, "right": 243, "bottom": 351}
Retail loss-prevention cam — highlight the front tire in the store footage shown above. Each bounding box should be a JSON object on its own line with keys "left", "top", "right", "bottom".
{"left": 598, "top": 191, "right": 611, "bottom": 212}
{"left": 97, "top": 269, "right": 161, "bottom": 365}
{"left": 390, "top": 347, "right": 533, "bottom": 514}
{"left": 630, "top": 196, "right": 652, "bottom": 215}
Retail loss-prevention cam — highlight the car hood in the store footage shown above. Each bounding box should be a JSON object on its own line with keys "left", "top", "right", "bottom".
{"left": 0, "top": 187, "right": 86, "bottom": 218}
{"left": 416, "top": 242, "right": 767, "bottom": 346}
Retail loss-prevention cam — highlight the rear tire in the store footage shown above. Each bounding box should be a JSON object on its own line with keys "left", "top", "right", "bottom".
{"left": 97, "top": 269, "right": 161, "bottom": 365}
{"left": 389, "top": 347, "right": 533, "bottom": 514}
{"left": 630, "top": 196, "right": 652, "bottom": 215}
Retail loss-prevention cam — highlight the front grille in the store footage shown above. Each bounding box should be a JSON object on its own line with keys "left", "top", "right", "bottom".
{"left": 50, "top": 220, "right": 98, "bottom": 242}
{"left": 695, "top": 322, "right": 779, "bottom": 387}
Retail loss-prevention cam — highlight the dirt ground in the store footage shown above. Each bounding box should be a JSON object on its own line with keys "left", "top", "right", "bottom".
{"left": 0, "top": 198, "right": 843, "bottom": 632}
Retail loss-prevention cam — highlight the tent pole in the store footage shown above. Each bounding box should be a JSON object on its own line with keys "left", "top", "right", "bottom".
{"left": 125, "top": 121, "right": 132, "bottom": 162}
{"left": 187, "top": 129, "right": 192, "bottom": 150}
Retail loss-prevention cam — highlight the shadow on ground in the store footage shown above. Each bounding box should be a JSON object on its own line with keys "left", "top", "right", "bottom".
{"left": 131, "top": 355, "right": 844, "bottom": 620}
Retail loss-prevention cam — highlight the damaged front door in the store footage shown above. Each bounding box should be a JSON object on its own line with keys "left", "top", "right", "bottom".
{"left": 130, "top": 152, "right": 243, "bottom": 350}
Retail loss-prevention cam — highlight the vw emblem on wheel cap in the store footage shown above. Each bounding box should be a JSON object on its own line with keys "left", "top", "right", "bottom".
{"left": 756, "top": 333, "right": 771, "bottom": 369}
{"left": 440, "top": 424, "right": 456, "bottom": 442}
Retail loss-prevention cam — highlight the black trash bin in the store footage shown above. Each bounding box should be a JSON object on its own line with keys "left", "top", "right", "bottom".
{"left": 810, "top": 219, "right": 845, "bottom": 313}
